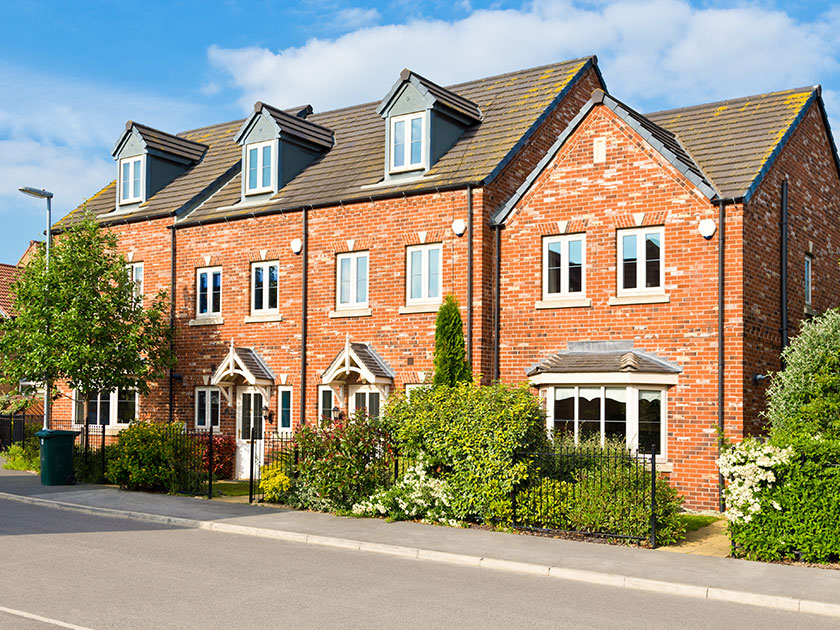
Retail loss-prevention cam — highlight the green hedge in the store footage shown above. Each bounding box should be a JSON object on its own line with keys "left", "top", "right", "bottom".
{"left": 727, "top": 437, "right": 840, "bottom": 562}
{"left": 384, "top": 381, "right": 548, "bottom": 522}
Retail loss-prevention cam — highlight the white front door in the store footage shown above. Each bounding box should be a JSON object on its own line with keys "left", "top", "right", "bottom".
{"left": 236, "top": 389, "right": 265, "bottom": 480}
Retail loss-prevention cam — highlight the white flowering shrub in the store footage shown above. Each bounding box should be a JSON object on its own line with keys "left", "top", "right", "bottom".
{"left": 352, "top": 455, "right": 458, "bottom": 526}
{"left": 717, "top": 439, "right": 793, "bottom": 524}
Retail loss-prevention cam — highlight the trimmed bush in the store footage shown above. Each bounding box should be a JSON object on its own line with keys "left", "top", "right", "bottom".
{"left": 724, "top": 436, "right": 840, "bottom": 562}
{"left": 384, "top": 381, "right": 548, "bottom": 522}
{"left": 259, "top": 461, "right": 292, "bottom": 503}
{"left": 290, "top": 412, "right": 395, "bottom": 512}
{"left": 515, "top": 461, "right": 685, "bottom": 545}
{"left": 107, "top": 421, "right": 204, "bottom": 493}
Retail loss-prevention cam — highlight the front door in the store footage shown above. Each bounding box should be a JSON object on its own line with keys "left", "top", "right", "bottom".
{"left": 236, "top": 390, "right": 264, "bottom": 479}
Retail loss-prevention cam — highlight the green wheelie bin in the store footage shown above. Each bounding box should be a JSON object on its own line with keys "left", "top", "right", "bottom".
{"left": 35, "top": 429, "right": 80, "bottom": 486}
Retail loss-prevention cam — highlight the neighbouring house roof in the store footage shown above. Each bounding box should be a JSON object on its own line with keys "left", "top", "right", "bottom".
{"left": 17, "top": 240, "right": 42, "bottom": 267}
{"left": 322, "top": 339, "right": 395, "bottom": 384}
{"left": 494, "top": 85, "right": 833, "bottom": 225}
{"left": 648, "top": 86, "right": 831, "bottom": 202}
{"left": 527, "top": 344, "right": 681, "bottom": 377}
{"left": 113, "top": 121, "right": 208, "bottom": 163}
{"left": 59, "top": 56, "right": 601, "bottom": 229}
{"left": 0, "top": 263, "right": 19, "bottom": 319}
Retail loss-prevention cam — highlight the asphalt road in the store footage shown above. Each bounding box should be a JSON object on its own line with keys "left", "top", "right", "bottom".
{"left": 0, "top": 498, "right": 836, "bottom": 630}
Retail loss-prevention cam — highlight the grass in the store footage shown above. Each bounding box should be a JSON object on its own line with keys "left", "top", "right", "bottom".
{"left": 214, "top": 480, "right": 251, "bottom": 497}
{"left": 680, "top": 514, "right": 720, "bottom": 533}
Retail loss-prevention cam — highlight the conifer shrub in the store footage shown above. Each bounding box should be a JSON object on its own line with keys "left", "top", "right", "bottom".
{"left": 432, "top": 294, "right": 471, "bottom": 386}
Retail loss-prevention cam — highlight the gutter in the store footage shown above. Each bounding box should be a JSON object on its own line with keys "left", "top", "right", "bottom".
{"left": 467, "top": 186, "right": 474, "bottom": 366}
{"left": 168, "top": 226, "right": 177, "bottom": 424}
{"left": 300, "top": 206, "right": 309, "bottom": 426}
{"left": 492, "top": 223, "right": 503, "bottom": 381}
{"left": 780, "top": 180, "right": 789, "bottom": 354}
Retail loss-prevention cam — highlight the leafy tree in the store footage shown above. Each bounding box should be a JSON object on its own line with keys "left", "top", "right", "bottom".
{"left": 0, "top": 211, "right": 175, "bottom": 427}
{"left": 432, "top": 294, "right": 471, "bottom": 386}
{"left": 766, "top": 308, "right": 840, "bottom": 442}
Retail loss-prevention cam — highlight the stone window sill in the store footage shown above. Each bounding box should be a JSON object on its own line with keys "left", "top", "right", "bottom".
{"left": 608, "top": 293, "right": 670, "bottom": 306}
{"left": 536, "top": 297, "right": 592, "bottom": 309}
{"left": 244, "top": 313, "right": 284, "bottom": 323}
{"left": 329, "top": 307, "right": 372, "bottom": 319}
{"left": 189, "top": 316, "right": 224, "bottom": 326}
{"left": 398, "top": 303, "right": 440, "bottom": 315}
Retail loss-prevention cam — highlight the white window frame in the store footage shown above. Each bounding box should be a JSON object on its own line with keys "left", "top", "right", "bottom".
{"left": 129, "top": 262, "right": 144, "bottom": 303}
{"left": 805, "top": 254, "right": 813, "bottom": 306}
{"left": 336, "top": 251, "right": 369, "bottom": 310}
{"left": 195, "top": 386, "right": 221, "bottom": 430}
{"left": 318, "top": 385, "right": 336, "bottom": 424}
{"left": 348, "top": 384, "right": 386, "bottom": 419}
{"left": 119, "top": 156, "right": 144, "bottom": 204}
{"left": 196, "top": 266, "right": 222, "bottom": 317}
{"left": 389, "top": 112, "right": 427, "bottom": 173}
{"left": 251, "top": 261, "right": 280, "bottom": 315}
{"left": 277, "top": 386, "right": 293, "bottom": 434}
{"left": 406, "top": 243, "right": 442, "bottom": 306}
{"left": 73, "top": 389, "right": 139, "bottom": 427}
{"left": 542, "top": 234, "right": 586, "bottom": 300}
{"left": 404, "top": 383, "right": 425, "bottom": 398}
{"left": 544, "top": 384, "right": 667, "bottom": 458}
{"left": 244, "top": 140, "right": 275, "bottom": 195}
{"left": 617, "top": 227, "right": 664, "bottom": 296}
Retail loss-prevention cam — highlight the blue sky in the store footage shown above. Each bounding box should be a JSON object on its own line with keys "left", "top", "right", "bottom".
{"left": 2, "top": 0, "right": 839, "bottom": 263}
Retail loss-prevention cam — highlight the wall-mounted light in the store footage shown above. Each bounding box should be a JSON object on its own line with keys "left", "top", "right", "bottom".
{"left": 698, "top": 218, "right": 717, "bottom": 239}
{"left": 290, "top": 238, "right": 303, "bottom": 255}
{"left": 452, "top": 219, "right": 467, "bottom": 237}
{"left": 752, "top": 373, "right": 768, "bottom": 385}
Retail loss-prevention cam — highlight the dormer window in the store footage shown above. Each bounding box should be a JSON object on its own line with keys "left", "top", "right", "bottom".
{"left": 246, "top": 140, "right": 275, "bottom": 194}
{"left": 390, "top": 113, "right": 425, "bottom": 172}
{"left": 119, "top": 157, "right": 143, "bottom": 204}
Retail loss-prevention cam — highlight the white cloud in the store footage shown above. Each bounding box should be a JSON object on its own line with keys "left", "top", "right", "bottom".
{"left": 0, "top": 63, "right": 209, "bottom": 261}
{"left": 334, "top": 7, "right": 381, "bottom": 30}
{"left": 207, "top": 0, "right": 840, "bottom": 121}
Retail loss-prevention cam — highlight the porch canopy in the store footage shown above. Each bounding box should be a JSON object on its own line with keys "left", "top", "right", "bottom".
{"left": 211, "top": 340, "right": 275, "bottom": 406}
{"left": 321, "top": 335, "right": 394, "bottom": 395}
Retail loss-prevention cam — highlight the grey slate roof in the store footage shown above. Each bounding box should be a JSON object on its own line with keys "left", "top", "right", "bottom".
{"left": 379, "top": 68, "right": 483, "bottom": 122}
{"left": 234, "top": 347, "right": 275, "bottom": 383}
{"left": 238, "top": 102, "right": 335, "bottom": 149}
{"left": 350, "top": 343, "right": 395, "bottom": 379}
{"left": 121, "top": 122, "right": 208, "bottom": 163}
{"left": 527, "top": 349, "right": 681, "bottom": 377}
{"left": 648, "top": 86, "right": 820, "bottom": 202}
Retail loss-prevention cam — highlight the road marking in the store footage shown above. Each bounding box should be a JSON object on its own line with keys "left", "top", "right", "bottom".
{"left": 0, "top": 605, "right": 95, "bottom": 630}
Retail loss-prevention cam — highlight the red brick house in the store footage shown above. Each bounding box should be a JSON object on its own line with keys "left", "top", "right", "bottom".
{"left": 50, "top": 57, "right": 840, "bottom": 509}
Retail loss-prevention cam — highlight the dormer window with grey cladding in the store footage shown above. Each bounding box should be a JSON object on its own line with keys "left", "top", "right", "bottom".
{"left": 235, "top": 102, "right": 334, "bottom": 202}
{"left": 377, "top": 69, "right": 482, "bottom": 181}
{"left": 111, "top": 122, "right": 207, "bottom": 211}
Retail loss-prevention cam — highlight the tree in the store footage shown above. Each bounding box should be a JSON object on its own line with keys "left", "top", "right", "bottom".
{"left": 766, "top": 308, "right": 840, "bottom": 442}
{"left": 432, "top": 294, "right": 471, "bottom": 387}
{"left": 0, "top": 211, "right": 175, "bottom": 427}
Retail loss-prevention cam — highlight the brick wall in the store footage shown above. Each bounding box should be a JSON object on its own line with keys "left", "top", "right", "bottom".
{"left": 496, "top": 103, "right": 744, "bottom": 509}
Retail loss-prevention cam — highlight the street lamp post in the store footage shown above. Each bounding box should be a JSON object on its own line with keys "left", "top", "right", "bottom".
{"left": 18, "top": 186, "right": 54, "bottom": 431}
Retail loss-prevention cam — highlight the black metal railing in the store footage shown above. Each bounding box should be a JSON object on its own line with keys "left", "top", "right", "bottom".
{"left": 0, "top": 413, "right": 42, "bottom": 450}
{"left": 74, "top": 422, "right": 108, "bottom": 483}
{"left": 248, "top": 432, "right": 298, "bottom": 503}
{"left": 511, "top": 445, "right": 658, "bottom": 547}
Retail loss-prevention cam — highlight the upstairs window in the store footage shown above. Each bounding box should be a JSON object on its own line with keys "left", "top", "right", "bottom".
{"left": 196, "top": 267, "right": 222, "bottom": 317}
{"left": 119, "top": 157, "right": 143, "bottom": 204}
{"left": 543, "top": 234, "right": 586, "bottom": 299}
{"left": 390, "top": 113, "right": 425, "bottom": 172}
{"left": 406, "top": 243, "right": 441, "bottom": 305}
{"left": 251, "top": 261, "right": 279, "bottom": 315}
{"left": 336, "top": 251, "right": 369, "bottom": 309}
{"left": 618, "top": 227, "right": 663, "bottom": 294}
{"left": 246, "top": 141, "right": 274, "bottom": 194}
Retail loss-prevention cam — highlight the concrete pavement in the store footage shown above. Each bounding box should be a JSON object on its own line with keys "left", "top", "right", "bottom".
{"left": 2, "top": 465, "right": 839, "bottom": 619}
